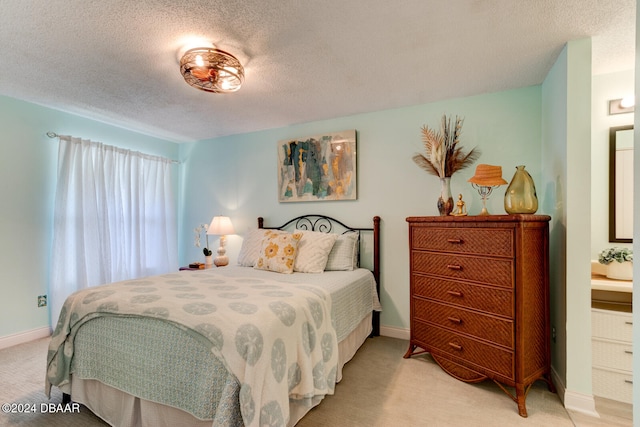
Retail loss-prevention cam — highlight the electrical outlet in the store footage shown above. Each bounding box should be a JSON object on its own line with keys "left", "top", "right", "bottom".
{"left": 551, "top": 326, "right": 556, "bottom": 343}
{"left": 37, "top": 295, "right": 47, "bottom": 307}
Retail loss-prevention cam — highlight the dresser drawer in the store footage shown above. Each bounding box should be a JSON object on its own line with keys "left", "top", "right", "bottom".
{"left": 412, "top": 251, "right": 513, "bottom": 288}
{"left": 592, "top": 338, "right": 633, "bottom": 371}
{"left": 411, "top": 226, "right": 513, "bottom": 257}
{"left": 592, "top": 309, "right": 633, "bottom": 342}
{"left": 413, "top": 298, "right": 513, "bottom": 348}
{"left": 413, "top": 320, "right": 514, "bottom": 379}
{"left": 412, "top": 274, "right": 513, "bottom": 318}
{"left": 592, "top": 367, "right": 633, "bottom": 404}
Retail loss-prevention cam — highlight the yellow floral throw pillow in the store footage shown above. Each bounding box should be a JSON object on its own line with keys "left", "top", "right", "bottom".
{"left": 254, "top": 230, "right": 302, "bottom": 274}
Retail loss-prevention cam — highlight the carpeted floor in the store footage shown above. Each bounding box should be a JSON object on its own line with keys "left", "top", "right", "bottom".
{"left": 0, "top": 336, "right": 630, "bottom": 426}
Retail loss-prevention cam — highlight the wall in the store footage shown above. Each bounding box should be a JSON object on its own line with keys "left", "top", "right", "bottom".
{"left": 541, "top": 42, "right": 568, "bottom": 396}
{"left": 591, "top": 70, "right": 635, "bottom": 259}
{"left": 0, "top": 95, "right": 179, "bottom": 343}
{"left": 179, "top": 86, "right": 543, "bottom": 333}
{"left": 541, "top": 38, "right": 594, "bottom": 412}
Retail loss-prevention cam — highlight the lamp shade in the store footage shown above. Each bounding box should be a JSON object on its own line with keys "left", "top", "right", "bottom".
{"left": 207, "top": 216, "right": 235, "bottom": 235}
{"left": 468, "top": 164, "right": 507, "bottom": 186}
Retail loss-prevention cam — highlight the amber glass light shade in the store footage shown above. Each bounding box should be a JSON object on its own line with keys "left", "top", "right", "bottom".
{"left": 180, "top": 48, "right": 244, "bottom": 93}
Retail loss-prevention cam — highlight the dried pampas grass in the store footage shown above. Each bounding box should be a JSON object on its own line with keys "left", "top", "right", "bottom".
{"left": 412, "top": 115, "right": 480, "bottom": 178}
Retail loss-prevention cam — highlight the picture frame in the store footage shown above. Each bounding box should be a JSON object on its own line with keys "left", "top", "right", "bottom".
{"left": 277, "top": 130, "right": 357, "bottom": 202}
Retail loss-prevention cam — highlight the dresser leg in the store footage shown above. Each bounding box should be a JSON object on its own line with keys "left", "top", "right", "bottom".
{"left": 542, "top": 372, "right": 557, "bottom": 393}
{"left": 515, "top": 384, "right": 528, "bottom": 417}
{"left": 403, "top": 344, "right": 417, "bottom": 358}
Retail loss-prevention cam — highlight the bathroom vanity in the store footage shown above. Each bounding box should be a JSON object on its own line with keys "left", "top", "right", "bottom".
{"left": 591, "top": 273, "right": 633, "bottom": 404}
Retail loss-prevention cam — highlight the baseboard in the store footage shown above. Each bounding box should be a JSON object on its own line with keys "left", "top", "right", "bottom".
{"left": 563, "top": 390, "right": 599, "bottom": 418}
{"left": 380, "top": 325, "right": 410, "bottom": 340}
{"left": 0, "top": 327, "right": 51, "bottom": 350}
{"left": 557, "top": 364, "right": 599, "bottom": 418}
{"left": 550, "top": 366, "right": 566, "bottom": 404}
{"left": 548, "top": 365, "right": 600, "bottom": 418}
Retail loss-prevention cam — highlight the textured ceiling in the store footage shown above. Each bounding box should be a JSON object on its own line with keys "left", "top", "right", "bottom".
{"left": 0, "top": 0, "right": 635, "bottom": 143}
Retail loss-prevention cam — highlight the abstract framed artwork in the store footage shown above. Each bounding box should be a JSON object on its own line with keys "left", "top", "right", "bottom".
{"left": 277, "top": 130, "right": 357, "bottom": 202}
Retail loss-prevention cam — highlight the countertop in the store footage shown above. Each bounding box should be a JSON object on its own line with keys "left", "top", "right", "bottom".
{"left": 592, "top": 273, "right": 633, "bottom": 293}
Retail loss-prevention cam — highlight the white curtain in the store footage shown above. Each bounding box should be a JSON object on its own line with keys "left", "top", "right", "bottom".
{"left": 49, "top": 136, "right": 178, "bottom": 325}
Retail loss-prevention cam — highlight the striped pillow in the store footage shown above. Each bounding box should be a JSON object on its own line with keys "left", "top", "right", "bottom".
{"left": 293, "top": 230, "right": 338, "bottom": 273}
{"left": 237, "top": 228, "right": 268, "bottom": 267}
{"left": 324, "top": 231, "right": 359, "bottom": 271}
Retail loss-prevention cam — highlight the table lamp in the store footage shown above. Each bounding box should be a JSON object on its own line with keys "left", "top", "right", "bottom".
{"left": 468, "top": 164, "right": 507, "bottom": 215}
{"left": 207, "top": 216, "right": 235, "bottom": 267}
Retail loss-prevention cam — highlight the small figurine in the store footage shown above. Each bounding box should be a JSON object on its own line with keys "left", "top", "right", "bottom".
{"left": 451, "top": 194, "right": 468, "bottom": 216}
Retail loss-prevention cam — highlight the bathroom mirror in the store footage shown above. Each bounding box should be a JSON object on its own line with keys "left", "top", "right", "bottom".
{"left": 609, "top": 125, "right": 634, "bottom": 243}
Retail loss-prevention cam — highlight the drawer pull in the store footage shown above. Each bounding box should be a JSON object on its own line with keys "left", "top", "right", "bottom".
{"left": 625, "top": 379, "right": 633, "bottom": 384}
{"left": 447, "top": 316, "right": 462, "bottom": 324}
{"left": 625, "top": 321, "right": 633, "bottom": 325}
{"left": 447, "top": 264, "right": 462, "bottom": 271}
{"left": 448, "top": 342, "right": 463, "bottom": 351}
{"left": 447, "top": 290, "right": 463, "bottom": 297}
{"left": 625, "top": 350, "right": 633, "bottom": 354}
{"left": 447, "top": 238, "right": 463, "bottom": 244}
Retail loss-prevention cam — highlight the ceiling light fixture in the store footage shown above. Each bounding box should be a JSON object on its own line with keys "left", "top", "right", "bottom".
{"left": 180, "top": 47, "right": 244, "bottom": 93}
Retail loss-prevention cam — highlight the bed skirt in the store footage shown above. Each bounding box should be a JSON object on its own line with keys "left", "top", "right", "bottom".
{"left": 69, "top": 313, "right": 373, "bottom": 427}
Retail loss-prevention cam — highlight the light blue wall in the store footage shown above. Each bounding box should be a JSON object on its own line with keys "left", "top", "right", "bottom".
{"left": 565, "top": 38, "right": 593, "bottom": 398}
{"left": 541, "top": 38, "right": 593, "bottom": 403}
{"left": 179, "top": 86, "right": 543, "bottom": 331}
{"left": 0, "top": 95, "right": 180, "bottom": 338}
{"left": 541, "top": 41, "right": 569, "bottom": 390}
{"left": 592, "top": 70, "right": 634, "bottom": 258}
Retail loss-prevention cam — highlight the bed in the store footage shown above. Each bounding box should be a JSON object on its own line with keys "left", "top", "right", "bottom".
{"left": 46, "top": 214, "right": 381, "bottom": 427}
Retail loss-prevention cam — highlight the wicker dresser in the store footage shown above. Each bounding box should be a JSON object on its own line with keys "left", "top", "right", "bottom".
{"left": 404, "top": 215, "right": 554, "bottom": 417}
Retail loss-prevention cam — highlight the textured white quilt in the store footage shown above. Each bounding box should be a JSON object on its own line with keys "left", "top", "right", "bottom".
{"left": 46, "top": 268, "right": 343, "bottom": 426}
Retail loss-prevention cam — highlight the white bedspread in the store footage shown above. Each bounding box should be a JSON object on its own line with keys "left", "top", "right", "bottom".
{"left": 46, "top": 268, "right": 348, "bottom": 426}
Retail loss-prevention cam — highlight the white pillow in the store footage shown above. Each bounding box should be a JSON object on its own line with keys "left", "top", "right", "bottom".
{"left": 237, "top": 228, "right": 268, "bottom": 267}
{"left": 293, "top": 230, "right": 338, "bottom": 273}
{"left": 325, "top": 231, "right": 359, "bottom": 271}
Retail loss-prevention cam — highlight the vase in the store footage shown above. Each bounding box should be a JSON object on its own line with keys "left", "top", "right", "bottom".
{"left": 205, "top": 255, "right": 213, "bottom": 268}
{"left": 437, "top": 177, "right": 454, "bottom": 216}
{"left": 606, "top": 261, "right": 633, "bottom": 281}
{"left": 504, "top": 165, "right": 538, "bottom": 214}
